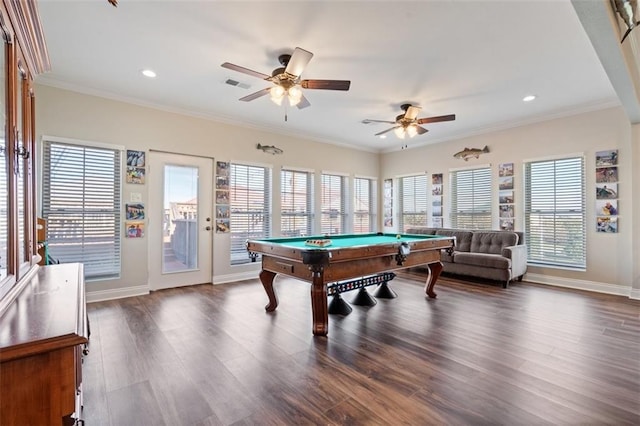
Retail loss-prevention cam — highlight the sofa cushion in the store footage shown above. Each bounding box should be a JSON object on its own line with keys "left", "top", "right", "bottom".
{"left": 435, "top": 229, "right": 473, "bottom": 252}
{"left": 453, "top": 252, "right": 511, "bottom": 269}
{"left": 405, "top": 227, "right": 437, "bottom": 235}
{"left": 470, "top": 231, "right": 518, "bottom": 255}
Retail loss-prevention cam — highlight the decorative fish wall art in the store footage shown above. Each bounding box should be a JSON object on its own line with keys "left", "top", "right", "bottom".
{"left": 257, "top": 143, "right": 283, "bottom": 155}
{"left": 453, "top": 145, "right": 489, "bottom": 161}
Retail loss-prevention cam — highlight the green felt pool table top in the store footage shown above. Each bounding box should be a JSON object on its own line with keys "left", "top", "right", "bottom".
{"left": 254, "top": 233, "right": 449, "bottom": 249}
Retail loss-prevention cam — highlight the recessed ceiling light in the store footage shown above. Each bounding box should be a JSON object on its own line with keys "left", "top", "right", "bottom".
{"left": 379, "top": 135, "right": 387, "bottom": 139}
{"left": 522, "top": 95, "right": 536, "bottom": 102}
{"left": 141, "top": 69, "right": 157, "bottom": 78}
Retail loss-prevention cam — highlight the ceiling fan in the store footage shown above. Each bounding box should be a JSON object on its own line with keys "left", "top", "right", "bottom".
{"left": 221, "top": 47, "right": 351, "bottom": 109}
{"left": 363, "top": 104, "right": 456, "bottom": 139}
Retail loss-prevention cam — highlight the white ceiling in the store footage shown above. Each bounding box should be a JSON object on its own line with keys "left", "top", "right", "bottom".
{"left": 35, "top": 0, "right": 620, "bottom": 153}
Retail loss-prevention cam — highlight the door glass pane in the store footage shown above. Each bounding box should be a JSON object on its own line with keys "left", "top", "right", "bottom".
{"left": 16, "top": 75, "right": 25, "bottom": 267}
{"left": 163, "top": 164, "right": 199, "bottom": 273}
{"left": 0, "top": 42, "right": 6, "bottom": 281}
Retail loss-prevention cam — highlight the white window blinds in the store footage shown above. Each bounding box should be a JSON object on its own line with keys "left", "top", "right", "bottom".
{"left": 321, "top": 173, "right": 347, "bottom": 235}
{"left": 0, "top": 138, "right": 7, "bottom": 282}
{"left": 450, "top": 167, "right": 492, "bottom": 229}
{"left": 281, "top": 169, "right": 314, "bottom": 237}
{"left": 399, "top": 174, "right": 428, "bottom": 231}
{"left": 354, "top": 177, "right": 376, "bottom": 233}
{"left": 524, "top": 156, "right": 585, "bottom": 269}
{"left": 42, "top": 140, "right": 122, "bottom": 280}
{"left": 229, "top": 163, "right": 271, "bottom": 265}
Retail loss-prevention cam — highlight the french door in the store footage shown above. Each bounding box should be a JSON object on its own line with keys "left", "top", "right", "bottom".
{"left": 148, "top": 152, "right": 213, "bottom": 290}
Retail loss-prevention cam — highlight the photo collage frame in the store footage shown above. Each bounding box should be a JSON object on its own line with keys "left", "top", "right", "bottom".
{"left": 125, "top": 150, "right": 146, "bottom": 238}
{"left": 215, "top": 161, "right": 230, "bottom": 233}
{"left": 431, "top": 173, "right": 443, "bottom": 227}
{"left": 498, "top": 162, "right": 514, "bottom": 231}
{"left": 595, "top": 149, "right": 618, "bottom": 233}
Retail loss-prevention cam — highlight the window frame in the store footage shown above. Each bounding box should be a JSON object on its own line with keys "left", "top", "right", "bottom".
{"left": 320, "top": 172, "right": 348, "bottom": 235}
{"left": 281, "top": 168, "right": 314, "bottom": 237}
{"left": 524, "top": 155, "right": 586, "bottom": 270}
{"left": 41, "top": 136, "right": 123, "bottom": 281}
{"left": 228, "top": 162, "right": 271, "bottom": 265}
{"left": 353, "top": 176, "right": 376, "bottom": 233}
{"left": 398, "top": 174, "right": 429, "bottom": 232}
{"left": 450, "top": 165, "right": 492, "bottom": 230}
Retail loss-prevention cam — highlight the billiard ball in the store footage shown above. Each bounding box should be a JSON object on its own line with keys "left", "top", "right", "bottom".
{"left": 396, "top": 234, "right": 401, "bottom": 239}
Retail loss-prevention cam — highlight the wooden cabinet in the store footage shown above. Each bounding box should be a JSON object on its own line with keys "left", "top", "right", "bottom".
{"left": 0, "top": 2, "right": 74, "bottom": 423}
{"left": 0, "top": 0, "right": 50, "bottom": 299}
{"left": 0, "top": 263, "right": 88, "bottom": 426}
{"left": 0, "top": 2, "right": 70, "bottom": 423}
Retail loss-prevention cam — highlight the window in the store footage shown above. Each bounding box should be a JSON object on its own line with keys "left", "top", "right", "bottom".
{"left": 42, "top": 139, "right": 122, "bottom": 280}
{"left": 524, "top": 156, "right": 585, "bottom": 269}
{"left": 16, "top": 74, "right": 26, "bottom": 271}
{"left": 281, "top": 169, "right": 314, "bottom": 237}
{"left": 450, "top": 167, "right": 492, "bottom": 229}
{"left": 0, "top": 27, "right": 7, "bottom": 287}
{"left": 229, "top": 163, "right": 271, "bottom": 265}
{"left": 399, "top": 174, "right": 428, "bottom": 231}
{"left": 321, "top": 173, "right": 347, "bottom": 235}
{"left": 354, "top": 177, "right": 376, "bottom": 233}
{"left": 0, "top": 134, "right": 6, "bottom": 283}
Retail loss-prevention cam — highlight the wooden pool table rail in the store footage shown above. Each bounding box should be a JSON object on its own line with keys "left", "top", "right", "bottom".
{"left": 247, "top": 235, "right": 454, "bottom": 336}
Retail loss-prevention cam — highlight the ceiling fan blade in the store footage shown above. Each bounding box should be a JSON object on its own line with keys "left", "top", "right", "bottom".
{"left": 362, "top": 119, "right": 396, "bottom": 124}
{"left": 404, "top": 105, "right": 422, "bottom": 120}
{"left": 285, "top": 47, "right": 313, "bottom": 77}
{"left": 239, "top": 88, "right": 271, "bottom": 102}
{"left": 417, "top": 114, "right": 456, "bottom": 125}
{"left": 301, "top": 79, "right": 351, "bottom": 91}
{"left": 221, "top": 62, "right": 271, "bottom": 80}
{"left": 415, "top": 125, "right": 429, "bottom": 135}
{"left": 375, "top": 126, "right": 399, "bottom": 136}
{"left": 296, "top": 94, "right": 311, "bottom": 109}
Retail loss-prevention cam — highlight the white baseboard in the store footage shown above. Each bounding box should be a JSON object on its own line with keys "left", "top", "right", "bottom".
{"left": 85, "top": 273, "right": 640, "bottom": 302}
{"left": 86, "top": 285, "right": 149, "bottom": 303}
{"left": 524, "top": 273, "right": 633, "bottom": 298}
{"left": 214, "top": 270, "right": 260, "bottom": 285}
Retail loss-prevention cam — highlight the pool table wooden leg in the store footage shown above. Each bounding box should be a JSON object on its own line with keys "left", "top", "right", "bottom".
{"left": 259, "top": 270, "right": 278, "bottom": 312}
{"left": 310, "top": 268, "right": 329, "bottom": 336}
{"left": 424, "top": 261, "right": 443, "bottom": 298}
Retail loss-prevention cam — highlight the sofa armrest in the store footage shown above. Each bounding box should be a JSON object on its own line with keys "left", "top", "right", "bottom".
{"left": 502, "top": 244, "right": 528, "bottom": 278}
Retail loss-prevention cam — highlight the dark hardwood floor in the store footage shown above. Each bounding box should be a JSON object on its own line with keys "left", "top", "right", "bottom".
{"left": 82, "top": 271, "right": 640, "bottom": 425}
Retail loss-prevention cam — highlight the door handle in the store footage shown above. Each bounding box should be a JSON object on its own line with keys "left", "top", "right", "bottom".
{"left": 205, "top": 226, "right": 212, "bottom": 231}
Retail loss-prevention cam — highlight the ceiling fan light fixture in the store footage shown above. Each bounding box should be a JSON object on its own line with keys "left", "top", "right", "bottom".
{"left": 270, "top": 85, "right": 303, "bottom": 106}
{"left": 270, "top": 86, "right": 285, "bottom": 105}
{"left": 288, "top": 86, "right": 303, "bottom": 106}
{"left": 394, "top": 127, "right": 406, "bottom": 139}
{"left": 407, "top": 124, "right": 418, "bottom": 138}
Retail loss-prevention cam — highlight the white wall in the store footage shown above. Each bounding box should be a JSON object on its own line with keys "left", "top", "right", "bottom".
{"left": 35, "top": 85, "right": 379, "bottom": 299}
{"left": 632, "top": 123, "right": 640, "bottom": 299}
{"left": 382, "top": 107, "right": 635, "bottom": 296}
{"left": 35, "top": 84, "right": 636, "bottom": 298}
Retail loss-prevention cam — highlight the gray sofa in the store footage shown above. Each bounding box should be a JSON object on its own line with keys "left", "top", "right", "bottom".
{"left": 405, "top": 227, "right": 528, "bottom": 288}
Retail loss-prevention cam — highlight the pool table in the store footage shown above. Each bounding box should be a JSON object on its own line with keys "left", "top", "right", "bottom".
{"left": 246, "top": 232, "right": 455, "bottom": 336}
